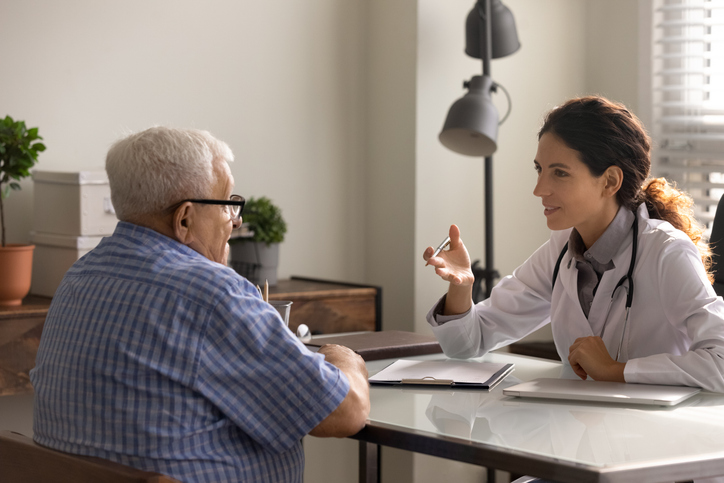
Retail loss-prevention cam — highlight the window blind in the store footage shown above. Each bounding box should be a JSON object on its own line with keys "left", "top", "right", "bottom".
{"left": 652, "top": 0, "right": 724, "bottom": 230}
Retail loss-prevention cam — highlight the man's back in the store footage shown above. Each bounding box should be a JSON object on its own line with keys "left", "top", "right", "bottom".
{"left": 31, "top": 222, "right": 349, "bottom": 483}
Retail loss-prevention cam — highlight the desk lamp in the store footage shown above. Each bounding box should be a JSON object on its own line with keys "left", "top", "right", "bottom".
{"left": 439, "top": 0, "right": 520, "bottom": 301}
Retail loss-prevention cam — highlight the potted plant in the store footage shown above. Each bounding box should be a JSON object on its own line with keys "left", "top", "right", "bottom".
{"left": 0, "top": 115, "right": 46, "bottom": 306}
{"left": 229, "top": 196, "right": 287, "bottom": 286}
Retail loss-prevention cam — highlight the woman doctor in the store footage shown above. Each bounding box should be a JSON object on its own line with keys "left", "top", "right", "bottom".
{"left": 423, "top": 96, "right": 724, "bottom": 393}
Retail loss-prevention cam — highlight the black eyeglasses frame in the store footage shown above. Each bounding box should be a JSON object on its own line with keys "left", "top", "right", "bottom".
{"left": 173, "top": 195, "right": 245, "bottom": 220}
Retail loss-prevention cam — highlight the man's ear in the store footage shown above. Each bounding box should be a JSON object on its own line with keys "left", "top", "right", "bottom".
{"left": 173, "top": 202, "right": 196, "bottom": 245}
{"left": 603, "top": 165, "right": 624, "bottom": 198}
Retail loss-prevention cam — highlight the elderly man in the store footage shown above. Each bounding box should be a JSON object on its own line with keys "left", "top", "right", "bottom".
{"left": 30, "top": 127, "right": 369, "bottom": 482}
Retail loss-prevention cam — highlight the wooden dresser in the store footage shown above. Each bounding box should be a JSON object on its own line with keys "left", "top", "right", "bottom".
{"left": 0, "top": 277, "right": 381, "bottom": 396}
{"left": 0, "top": 295, "right": 50, "bottom": 396}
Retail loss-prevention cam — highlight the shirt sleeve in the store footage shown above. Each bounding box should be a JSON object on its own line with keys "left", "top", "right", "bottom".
{"left": 194, "top": 281, "right": 350, "bottom": 453}
{"left": 624, "top": 238, "right": 724, "bottom": 392}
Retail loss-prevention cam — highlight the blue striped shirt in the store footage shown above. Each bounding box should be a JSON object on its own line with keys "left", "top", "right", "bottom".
{"left": 30, "top": 222, "right": 349, "bottom": 482}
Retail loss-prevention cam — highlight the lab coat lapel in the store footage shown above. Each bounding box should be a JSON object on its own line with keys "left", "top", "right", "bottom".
{"left": 588, "top": 271, "right": 619, "bottom": 337}
{"left": 587, "top": 221, "right": 635, "bottom": 353}
{"left": 551, "top": 252, "right": 593, "bottom": 357}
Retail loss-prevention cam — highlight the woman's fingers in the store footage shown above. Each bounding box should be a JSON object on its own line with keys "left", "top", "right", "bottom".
{"left": 449, "top": 224, "right": 462, "bottom": 249}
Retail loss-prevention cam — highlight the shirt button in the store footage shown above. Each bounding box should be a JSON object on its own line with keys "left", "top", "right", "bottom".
{"left": 585, "top": 253, "right": 592, "bottom": 259}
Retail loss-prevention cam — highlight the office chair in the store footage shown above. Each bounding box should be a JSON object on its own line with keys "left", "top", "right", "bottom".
{"left": 710, "top": 194, "right": 724, "bottom": 297}
{"left": 0, "top": 430, "right": 180, "bottom": 483}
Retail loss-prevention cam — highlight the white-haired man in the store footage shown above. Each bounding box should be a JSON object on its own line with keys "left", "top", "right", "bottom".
{"left": 30, "top": 127, "right": 369, "bottom": 483}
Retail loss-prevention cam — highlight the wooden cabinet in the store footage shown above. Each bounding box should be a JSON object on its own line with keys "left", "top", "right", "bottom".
{"left": 0, "top": 278, "right": 381, "bottom": 396}
{"left": 0, "top": 295, "right": 51, "bottom": 396}
{"left": 269, "top": 277, "right": 381, "bottom": 335}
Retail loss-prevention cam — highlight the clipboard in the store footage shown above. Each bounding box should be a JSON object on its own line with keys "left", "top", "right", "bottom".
{"left": 369, "top": 359, "right": 514, "bottom": 389}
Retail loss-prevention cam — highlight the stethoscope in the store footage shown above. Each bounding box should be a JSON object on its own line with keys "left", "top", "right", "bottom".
{"left": 553, "top": 212, "right": 638, "bottom": 361}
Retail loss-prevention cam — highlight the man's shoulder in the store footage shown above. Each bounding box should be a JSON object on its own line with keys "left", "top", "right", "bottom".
{"left": 70, "top": 224, "right": 248, "bottom": 302}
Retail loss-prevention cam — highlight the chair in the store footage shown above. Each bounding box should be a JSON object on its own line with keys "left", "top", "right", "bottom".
{"left": 0, "top": 430, "right": 180, "bottom": 483}
{"left": 710, "top": 194, "right": 724, "bottom": 296}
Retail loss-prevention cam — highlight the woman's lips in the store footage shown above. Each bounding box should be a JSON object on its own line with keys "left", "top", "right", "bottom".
{"left": 543, "top": 205, "right": 559, "bottom": 216}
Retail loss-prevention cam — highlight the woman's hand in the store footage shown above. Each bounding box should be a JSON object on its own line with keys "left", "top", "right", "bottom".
{"left": 423, "top": 224, "right": 474, "bottom": 286}
{"left": 423, "top": 224, "right": 475, "bottom": 315}
{"left": 568, "top": 336, "right": 625, "bottom": 382}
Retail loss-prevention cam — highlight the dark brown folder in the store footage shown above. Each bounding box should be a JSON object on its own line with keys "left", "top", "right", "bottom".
{"left": 305, "top": 330, "right": 443, "bottom": 361}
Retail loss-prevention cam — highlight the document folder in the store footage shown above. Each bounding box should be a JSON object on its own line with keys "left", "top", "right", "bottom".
{"left": 369, "top": 359, "right": 514, "bottom": 389}
{"left": 305, "top": 330, "right": 443, "bottom": 361}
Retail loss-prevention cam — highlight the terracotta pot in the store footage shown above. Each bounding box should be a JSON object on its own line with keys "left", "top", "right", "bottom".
{"left": 0, "top": 244, "right": 35, "bottom": 306}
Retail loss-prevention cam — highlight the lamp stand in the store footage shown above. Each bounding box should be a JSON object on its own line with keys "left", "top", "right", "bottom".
{"left": 471, "top": 0, "right": 499, "bottom": 302}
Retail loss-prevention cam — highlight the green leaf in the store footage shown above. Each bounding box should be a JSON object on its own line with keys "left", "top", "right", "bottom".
{"left": 241, "top": 196, "right": 287, "bottom": 245}
{"left": 0, "top": 116, "right": 44, "bottom": 241}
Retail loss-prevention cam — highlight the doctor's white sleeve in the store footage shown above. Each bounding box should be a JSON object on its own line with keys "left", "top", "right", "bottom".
{"left": 426, "top": 231, "right": 568, "bottom": 359}
{"left": 624, "top": 238, "right": 724, "bottom": 393}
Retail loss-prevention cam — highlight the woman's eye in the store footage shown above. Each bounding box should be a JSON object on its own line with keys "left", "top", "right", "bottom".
{"left": 554, "top": 169, "right": 569, "bottom": 177}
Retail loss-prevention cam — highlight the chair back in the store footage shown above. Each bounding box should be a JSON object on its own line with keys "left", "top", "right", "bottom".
{"left": 0, "top": 430, "right": 180, "bottom": 483}
{"left": 710, "top": 195, "right": 724, "bottom": 296}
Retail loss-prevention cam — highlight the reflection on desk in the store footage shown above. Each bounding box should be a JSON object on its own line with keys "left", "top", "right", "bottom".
{"left": 425, "top": 375, "right": 724, "bottom": 468}
{"left": 362, "top": 352, "right": 724, "bottom": 482}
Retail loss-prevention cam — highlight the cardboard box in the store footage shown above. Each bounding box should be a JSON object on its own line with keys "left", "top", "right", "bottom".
{"left": 30, "top": 232, "right": 104, "bottom": 297}
{"left": 33, "top": 170, "right": 118, "bottom": 236}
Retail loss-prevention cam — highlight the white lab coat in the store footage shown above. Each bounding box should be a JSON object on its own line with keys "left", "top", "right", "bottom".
{"left": 428, "top": 204, "right": 724, "bottom": 393}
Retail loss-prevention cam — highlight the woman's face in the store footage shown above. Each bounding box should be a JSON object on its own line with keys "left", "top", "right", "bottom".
{"left": 533, "top": 132, "right": 619, "bottom": 247}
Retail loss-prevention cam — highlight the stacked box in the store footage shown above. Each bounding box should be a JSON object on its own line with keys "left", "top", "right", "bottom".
{"left": 30, "top": 170, "right": 117, "bottom": 297}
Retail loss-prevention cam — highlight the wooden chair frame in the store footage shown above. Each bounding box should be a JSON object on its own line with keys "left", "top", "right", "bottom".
{"left": 0, "top": 430, "right": 180, "bottom": 483}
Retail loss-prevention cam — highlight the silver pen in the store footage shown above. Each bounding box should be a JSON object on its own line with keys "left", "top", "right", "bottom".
{"left": 426, "top": 235, "right": 451, "bottom": 266}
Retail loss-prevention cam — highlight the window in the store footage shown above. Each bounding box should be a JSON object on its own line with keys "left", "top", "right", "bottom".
{"left": 652, "top": 0, "right": 724, "bottom": 231}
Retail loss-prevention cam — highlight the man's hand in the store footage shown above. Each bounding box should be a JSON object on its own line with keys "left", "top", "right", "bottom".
{"left": 568, "top": 336, "right": 625, "bottom": 382}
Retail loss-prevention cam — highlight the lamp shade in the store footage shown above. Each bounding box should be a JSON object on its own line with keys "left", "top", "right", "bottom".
{"left": 465, "top": 0, "right": 521, "bottom": 59}
{"left": 439, "top": 75, "right": 499, "bottom": 157}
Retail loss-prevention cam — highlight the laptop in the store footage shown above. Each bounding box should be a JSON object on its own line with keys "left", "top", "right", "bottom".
{"left": 503, "top": 378, "right": 701, "bottom": 407}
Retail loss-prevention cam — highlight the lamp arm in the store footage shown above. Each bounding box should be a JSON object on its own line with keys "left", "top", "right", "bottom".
{"left": 494, "top": 82, "right": 512, "bottom": 125}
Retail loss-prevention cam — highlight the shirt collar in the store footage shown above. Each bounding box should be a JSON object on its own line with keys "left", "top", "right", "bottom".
{"left": 568, "top": 206, "right": 635, "bottom": 266}
{"left": 113, "top": 221, "right": 202, "bottom": 259}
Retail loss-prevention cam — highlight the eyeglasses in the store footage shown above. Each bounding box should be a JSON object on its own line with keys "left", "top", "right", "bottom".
{"left": 175, "top": 194, "right": 245, "bottom": 221}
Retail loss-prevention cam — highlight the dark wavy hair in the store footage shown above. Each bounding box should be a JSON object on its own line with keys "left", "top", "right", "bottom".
{"left": 539, "top": 96, "right": 712, "bottom": 281}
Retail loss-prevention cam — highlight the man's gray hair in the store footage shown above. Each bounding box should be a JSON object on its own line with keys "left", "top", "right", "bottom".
{"left": 106, "top": 127, "right": 234, "bottom": 221}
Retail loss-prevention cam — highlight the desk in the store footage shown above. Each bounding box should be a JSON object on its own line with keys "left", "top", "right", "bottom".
{"left": 354, "top": 352, "right": 724, "bottom": 483}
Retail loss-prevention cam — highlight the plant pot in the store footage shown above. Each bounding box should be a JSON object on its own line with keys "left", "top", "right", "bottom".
{"left": 229, "top": 241, "right": 280, "bottom": 286}
{"left": 0, "top": 244, "right": 35, "bottom": 306}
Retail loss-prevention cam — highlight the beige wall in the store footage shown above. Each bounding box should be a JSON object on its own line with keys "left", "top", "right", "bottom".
{"left": 0, "top": 0, "right": 643, "bottom": 482}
